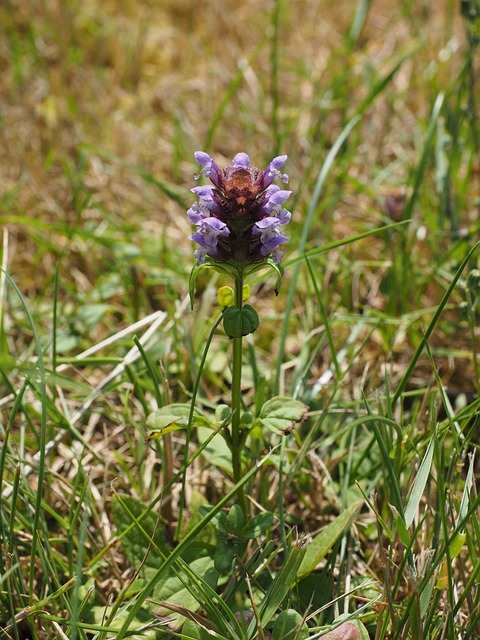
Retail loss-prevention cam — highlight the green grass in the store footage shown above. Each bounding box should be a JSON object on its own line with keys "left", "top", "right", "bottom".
{"left": 1, "top": 0, "right": 480, "bottom": 638}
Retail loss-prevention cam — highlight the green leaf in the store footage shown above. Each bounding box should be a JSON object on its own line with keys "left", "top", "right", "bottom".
{"left": 247, "top": 544, "right": 307, "bottom": 638}
{"left": 242, "top": 512, "right": 273, "bottom": 539}
{"left": 297, "top": 501, "right": 362, "bottom": 579}
{"left": 197, "top": 426, "right": 233, "bottom": 474}
{"left": 198, "top": 505, "right": 228, "bottom": 533}
{"left": 223, "top": 304, "right": 259, "bottom": 338}
{"left": 258, "top": 396, "right": 308, "bottom": 435}
{"left": 272, "top": 609, "right": 309, "bottom": 640}
{"left": 153, "top": 557, "right": 218, "bottom": 630}
{"left": 390, "top": 504, "right": 412, "bottom": 548}
{"left": 226, "top": 504, "right": 245, "bottom": 536}
{"left": 76, "top": 303, "right": 113, "bottom": 330}
{"left": 112, "top": 495, "right": 168, "bottom": 569}
{"left": 181, "top": 493, "right": 217, "bottom": 545}
{"left": 404, "top": 434, "right": 435, "bottom": 528}
{"left": 85, "top": 605, "right": 160, "bottom": 638}
{"left": 449, "top": 531, "right": 466, "bottom": 560}
{"left": 182, "top": 619, "right": 217, "bottom": 640}
{"left": 146, "top": 403, "right": 213, "bottom": 438}
{"left": 214, "top": 541, "right": 237, "bottom": 573}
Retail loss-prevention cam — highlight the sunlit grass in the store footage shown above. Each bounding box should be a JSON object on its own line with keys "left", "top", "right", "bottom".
{"left": 1, "top": 0, "right": 479, "bottom": 638}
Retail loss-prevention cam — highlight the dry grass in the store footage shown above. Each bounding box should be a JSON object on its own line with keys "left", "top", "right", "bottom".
{"left": 1, "top": 1, "right": 479, "bottom": 638}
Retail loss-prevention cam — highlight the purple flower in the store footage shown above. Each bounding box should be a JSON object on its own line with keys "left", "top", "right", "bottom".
{"left": 187, "top": 151, "right": 292, "bottom": 264}
{"left": 190, "top": 217, "right": 230, "bottom": 264}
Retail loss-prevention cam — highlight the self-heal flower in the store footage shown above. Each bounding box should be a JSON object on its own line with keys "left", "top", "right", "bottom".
{"left": 190, "top": 217, "right": 230, "bottom": 265}
{"left": 187, "top": 152, "right": 292, "bottom": 265}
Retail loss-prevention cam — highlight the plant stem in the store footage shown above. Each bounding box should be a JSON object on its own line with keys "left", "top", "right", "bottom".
{"left": 231, "top": 272, "right": 248, "bottom": 519}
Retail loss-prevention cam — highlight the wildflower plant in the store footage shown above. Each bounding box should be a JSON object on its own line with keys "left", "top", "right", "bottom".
{"left": 185, "top": 151, "right": 305, "bottom": 518}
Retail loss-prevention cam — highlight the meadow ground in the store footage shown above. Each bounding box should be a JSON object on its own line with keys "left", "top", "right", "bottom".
{"left": 0, "top": 0, "right": 479, "bottom": 638}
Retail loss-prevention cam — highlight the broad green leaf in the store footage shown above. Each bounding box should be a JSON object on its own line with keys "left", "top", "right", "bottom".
{"left": 226, "top": 504, "right": 245, "bottom": 536}
{"left": 112, "top": 495, "right": 168, "bottom": 569}
{"left": 85, "top": 605, "right": 160, "bottom": 638}
{"left": 449, "top": 531, "right": 466, "bottom": 560}
{"left": 272, "top": 609, "right": 309, "bottom": 640}
{"left": 76, "top": 303, "right": 113, "bottom": 330}
{"left": 153, "top": 557, "right": 218, "bottom": 630}
{"left": 198, "top": 505, "right": 231, "bottom": 534}
{"left": 214, "top": 542, "right": 237, "bottom": 573}
{"left": 181, "top": 492, "right": 217, "bottom": 545}
{"left": 242, "top": 512, "right": 273, "bottom": 539}
{"left": 297, "top": 501, "right": 362, "bottom": 579}
{"left": 247, "top": 543, "right": 307, "bottom": 638}
{"left": 197, "top": 426, "right": 233, "bottom": 474}
{"left": 223, "top": 304, "right": 259, "bottom": 338}
{"left": 404, "top": 434, "right": 435, "bottom": 528}
{"left": 182, "top": 619, "right": 219, "bottom": 640}
{"left": 258, "top": 397, "right": 308, "bottom": 435}
{"left": 147, "top": 403, "right": 213, "bottom": 438}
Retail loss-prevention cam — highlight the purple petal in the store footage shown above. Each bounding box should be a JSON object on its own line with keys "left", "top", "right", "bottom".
{"left": 255, "top": 217, "right": 279, "bottom": 230}
{"left": 190, "top": 186, "right": 222, "bottom": 215}
{"left": 277, "top": 208, "right": 291, "bottom": 225}
{"left": 187, "top": 204, "right": 204, "bottom": 224}
{"left": 261, "top": 155, "right": 289, "bottom": 188}
{"left": 268, "top": 155, "right": 288, "bottom": 170}
{"left": 194, "top": 248, "right": 207, "bottom": 264}
{"left": 190, "top": 231, "right": 211, "bottom": 248}
{"left": 194, "top": 151, "right": 221, "bottom": 186}
{"left": 264, "top": 184, "right": 280, "bottom": 196}
{"left": 271, "top": 248, "right": 284, "bottom": 263}
{"left": 232, "top": 152, "right": 250, "bottom": 169}
{"left": 202, "top": 217, "right": 229, "bottom": 234}
{"left": 191, "top": 185, "right": 215, "bottom": 197}
{"left": 261, "top": 189, "right": 292, "bottom": 214}
{"left": 194, "top": 151, "right": 214, "bottom": 167}
{"left": 269, "top": 189, "right": 292, "bottom": 205}
{"left": 261, "top": 234, "right": 287, "bottom": 253}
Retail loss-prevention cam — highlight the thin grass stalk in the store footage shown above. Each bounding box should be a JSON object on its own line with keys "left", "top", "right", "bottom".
{"left": 0, "top": 271, "right": 48, "bottom": 605}
{"left": 392, "top": 241, "right": 480, "bottom": 408}
{"left": 305, "top": 255, "right": 341, "bottom": 379}
{"left": 176, "top": 312, "right": 224, "bottom": 539}
{"left": 274, "top": 115, "right": 361, "bottom": 393}
{"left": 270, "top": 0, "right": 281, "bottom": 155}
{"left": 132, "top": 336, "right": 174, "bottom": 523}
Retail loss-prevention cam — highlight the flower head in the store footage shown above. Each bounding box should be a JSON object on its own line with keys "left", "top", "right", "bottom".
{"left": 188, "top": 152, "right": 292, "bottom": 265}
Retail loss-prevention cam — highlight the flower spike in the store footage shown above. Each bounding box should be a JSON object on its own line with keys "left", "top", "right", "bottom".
{"left": 187, "top": 151, "right": 292, "bottom": 266}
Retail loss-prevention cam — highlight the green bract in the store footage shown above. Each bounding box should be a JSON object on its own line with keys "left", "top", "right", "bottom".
{"left": 188, "top": 257, "right": 284, "bottom": 309}
{"left": 223, "top": 304, "right": 259, "bottom": 338}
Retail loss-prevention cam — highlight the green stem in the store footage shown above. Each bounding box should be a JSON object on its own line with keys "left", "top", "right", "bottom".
{"left": 231, "top": 272, "right": 248, "bottom": 518}
{"left": 467, "top": 291, "right": 480, "bottom": 393}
